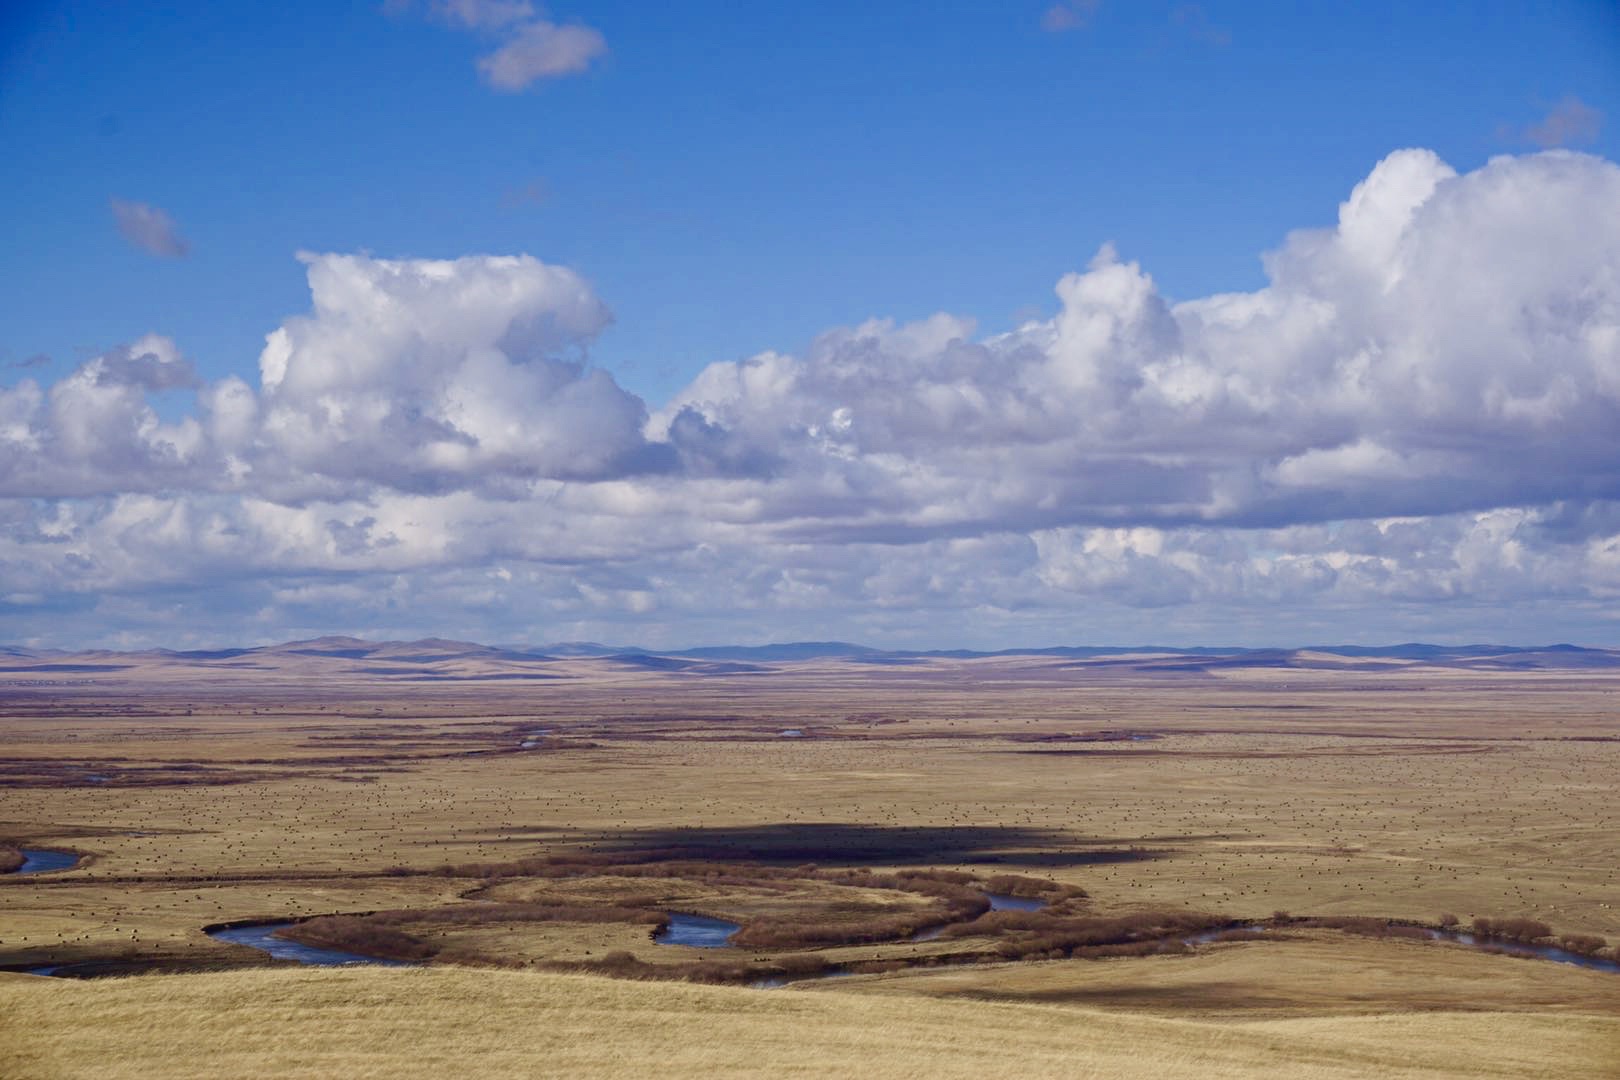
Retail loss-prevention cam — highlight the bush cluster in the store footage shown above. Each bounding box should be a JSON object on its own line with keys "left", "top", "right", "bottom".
{"left": 1469, "top": 917, "right": 1552, "bottom": 943}
{"left": 937, "top": 908, "right": 1226, "bottom": 961}
{"left": 0, "top": 844, "right": 24, "bottom": 874}
{"left": 278, "top": 916, "right": 438, "bottom": 962}
{"left": 982, "top": 874, "right": 1088, "bottom": 901}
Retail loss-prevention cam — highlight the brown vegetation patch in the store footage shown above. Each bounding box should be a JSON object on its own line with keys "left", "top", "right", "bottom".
{"left": 0, "top": 760, "right": 272, "bottom": 788}
{"left": 982, "top": 874, "right": 1088, "bottom": 902}
{"left": 277, "top": 916, "right": 440, "bottom": 962}
{"left": 1008, "top": 743, "right": 1496, "bottom": 759}
{"left": 941, "top": 908, "right": 1228, "bottom": 961}
{"left": 257, "top": 856, "right": 1243, "bottom": 986}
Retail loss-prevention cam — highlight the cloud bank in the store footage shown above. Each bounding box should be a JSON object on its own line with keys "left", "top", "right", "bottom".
{"left": 9, "top": 149, "right": 1620, "bottom": 646}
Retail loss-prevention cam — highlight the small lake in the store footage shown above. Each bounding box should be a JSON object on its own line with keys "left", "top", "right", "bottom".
{"left": 206, "top": 922, "right": 414, "bottom": 967}
{"left": 15, "top": 849, "right": 80, "bottom": 875}
{"left": 653, "top": 912, "right": 741, "bottom": 948}
{"left": 986, "top": 893, "right": 1046, "bottom": 913}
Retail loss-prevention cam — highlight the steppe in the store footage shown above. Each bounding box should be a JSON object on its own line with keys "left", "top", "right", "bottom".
{"left": 2, "top": 639, "right": 1617, "bottom": 1077}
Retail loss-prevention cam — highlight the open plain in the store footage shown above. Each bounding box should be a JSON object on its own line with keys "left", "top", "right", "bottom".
{"left": 2, "top": 640, "right": 1618, "bottom": 1077}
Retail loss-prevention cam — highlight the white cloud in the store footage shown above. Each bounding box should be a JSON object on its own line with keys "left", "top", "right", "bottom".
{"left": 254, "top": 252, "right": 647, "bottom": 495}
{"left": 400, "top": 2, "right": 607, "bottom": 90}
{"left": 476, "top": 20, "right": 606, "bottom": 90}
{"left": 654, "top": 148, "right": 1620, "bottom": 538}
{"left": 109, "top": 198, "right": 189, "bottom": 258}
{"left": 0, "top": 335, "right": 220, "bottom": 498}
{"left": 10, "top": 149, "right": 1620, "bottom": 645}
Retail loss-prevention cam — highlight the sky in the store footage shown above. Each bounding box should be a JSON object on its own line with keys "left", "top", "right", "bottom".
{"left": 2, "top": 1, "right": 1619, "bottom": 649}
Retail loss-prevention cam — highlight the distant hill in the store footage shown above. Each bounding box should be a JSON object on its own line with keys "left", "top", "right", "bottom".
{"left": 0, "top": 636, "right": 1616, "bottom": 682}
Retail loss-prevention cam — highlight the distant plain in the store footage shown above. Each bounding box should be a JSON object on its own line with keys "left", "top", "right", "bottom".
{"left": 2, "top": 639, "right": 1617, "bottom": 1077}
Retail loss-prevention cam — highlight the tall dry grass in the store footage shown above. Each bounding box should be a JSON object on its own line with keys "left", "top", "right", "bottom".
{"left": 2, "top": 966, "right": 1615, "bottom": 1080}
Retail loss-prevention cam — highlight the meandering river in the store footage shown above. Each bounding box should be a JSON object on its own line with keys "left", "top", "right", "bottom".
{"left": 205, "top": 922, "right": 415, "bottom": 967}
{"left": 23, "top": 888, "right": 1619, "bottom": 981}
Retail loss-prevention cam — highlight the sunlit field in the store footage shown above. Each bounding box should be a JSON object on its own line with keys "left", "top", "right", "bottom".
{"left": 5, "top": 966, "right": 1615, "bottom": 1080}
{"left": 2, "top": 654, "right": 1617, "bottom": 1077}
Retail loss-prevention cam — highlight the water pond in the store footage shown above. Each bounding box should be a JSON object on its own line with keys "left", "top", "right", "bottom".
{"left": 15, "top": 849, "right": 80, "bottom": 875}
{"left": 653, "top": 912, "right": 741, "bottom": 948}
{"left": 986, "top": 893, "right": 1046, "bottom": 913}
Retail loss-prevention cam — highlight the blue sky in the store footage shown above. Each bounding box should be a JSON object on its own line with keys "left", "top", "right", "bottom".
{"left": 5, "top": 1, "right": 1616, "bottom": 401}
{"left": 2, "top": 2, "right": 1620, "bottom": 648}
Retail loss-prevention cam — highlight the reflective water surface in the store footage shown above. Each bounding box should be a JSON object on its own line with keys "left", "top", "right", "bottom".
{"left": 207, "top": 922, "right": 415, "bottom": 966}
{"left": 653, "top": 912, "right": 741, "bottom": 948}
{"left": 16, "top": 849, "right": 80, "bottom": 874}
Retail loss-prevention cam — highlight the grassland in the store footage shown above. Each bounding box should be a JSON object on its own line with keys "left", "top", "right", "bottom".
{"left": 1, "top": 651, "right": 1618, "bottom": 1075}
{"left": 3, "top": 966, "right": 1616, "bottom": 1080}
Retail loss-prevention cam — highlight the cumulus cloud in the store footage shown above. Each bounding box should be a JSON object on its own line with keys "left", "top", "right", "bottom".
{"left": 255, "top": 252, "right": 649, "bottom": 495}
{"left": 109, "top": 198, "right": 189, "bottom": 258}
{"left": 9, "top": 148, "right": 1620, "bottom": 645}
{"left": 656, "top": 148, "right": 1620, "bottom": 538}
{"left": 0, "top": 335, "right": 217, "bottom": 498}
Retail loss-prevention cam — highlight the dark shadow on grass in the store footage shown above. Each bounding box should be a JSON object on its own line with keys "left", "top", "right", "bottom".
{"left": 950, "top": 981, "right": 1290, "bottom": 1011}
{"left": 580, "top": 823, "right": 1164, "bottom": 867}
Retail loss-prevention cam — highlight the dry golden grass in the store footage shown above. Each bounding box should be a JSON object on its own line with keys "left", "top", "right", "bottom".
{"left": 2, "top": 660, "right": 1618, "bottom": 1075}
{"left": 3, "top": 966, "right": 1616, "bottom": 1080}
{"left": 814, "top": 931, "right": 1620, "bottom": 1019}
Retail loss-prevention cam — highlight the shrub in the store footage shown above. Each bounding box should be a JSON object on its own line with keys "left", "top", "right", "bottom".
{"left": 0, "top": 845, "right": 23, "bottom": 874}
{"left": 983, "top": 874, "right": 1087, "bottom": 901}
{"left": 1472, "top": 917, "right": 1552, "bottom": 943}
{"left": 278, "top": 916, "right": 438, "bottom": 961}
{"left": 1557, "top": 934, "right": 1606, "bottom": 956}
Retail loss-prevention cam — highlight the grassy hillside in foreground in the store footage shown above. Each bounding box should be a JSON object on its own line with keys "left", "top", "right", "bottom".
{"left": 2, "top": 968, "right": 1616, "bottom": 1080}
